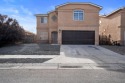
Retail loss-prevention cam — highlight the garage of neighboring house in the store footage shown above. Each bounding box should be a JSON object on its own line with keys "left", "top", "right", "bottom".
{"left": 62, "top": 30, "right": 95, "bottom": 45}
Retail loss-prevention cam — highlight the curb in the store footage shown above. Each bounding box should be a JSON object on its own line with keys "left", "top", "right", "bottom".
{"left": 0, "top": 63, "right": 125, "bottom": 70}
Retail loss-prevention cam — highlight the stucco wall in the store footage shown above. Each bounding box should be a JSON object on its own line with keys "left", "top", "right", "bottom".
{"left": 57, "top": 4, "right": 100, "bottom": 27}
{"left": 99, "top": 11, "right": 122, "bottom": 44}
{"left": 57, "top": 4, "right": 100, "bottom": 45}
{"left": 121, "top": 9, "right": 125, "bottom": 45}
{"left": 48, "top": 11, "right": 58, "bottom": 43}
{"left": 36, "top": 3, "right": 101, "bottom": 45}
{"left": 36, "top": 16, "right": 49, "bottom": 43}
{"left": 48, "top": 11, "right": 58, "bottom": 29}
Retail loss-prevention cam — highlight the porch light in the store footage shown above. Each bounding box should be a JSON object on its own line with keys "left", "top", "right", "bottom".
{"left": 59, "top": 29, "right": 61, "bottom": 33}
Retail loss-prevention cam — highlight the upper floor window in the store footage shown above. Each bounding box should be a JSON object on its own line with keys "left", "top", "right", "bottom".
{"left": 41, "top": 17, "right": 47, "bottom": 23}
{"left": 73, "top": 10, "right": 84, "bottom": 21}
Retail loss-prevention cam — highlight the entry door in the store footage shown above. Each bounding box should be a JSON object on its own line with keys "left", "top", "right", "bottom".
{"left": 51, "top": 32, "right": 58, "bottom": 44}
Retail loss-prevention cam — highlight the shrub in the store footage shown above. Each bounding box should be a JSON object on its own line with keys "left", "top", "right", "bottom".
{"left": 99, "top": 34, "right": 112, "bottom": 45}
{"left": 0, "top": 14, "right": 25, "bottom": 46}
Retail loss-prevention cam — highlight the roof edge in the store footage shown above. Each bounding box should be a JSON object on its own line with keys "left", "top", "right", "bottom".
{"left": 100, "top": 6, "right": 125, "bottom": 17}
{"left": 47, "top": 10, "right": 56, "bottom": 14}
{"left": 99, "top": 15, "right": 106, "bottom": 17}
{"left": 56, "top": 2, "right": 102, "bottom": 9}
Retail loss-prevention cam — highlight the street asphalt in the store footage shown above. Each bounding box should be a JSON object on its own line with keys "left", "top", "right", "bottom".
{"left": 0, "top": 69, "right": 125, "bottom": 83}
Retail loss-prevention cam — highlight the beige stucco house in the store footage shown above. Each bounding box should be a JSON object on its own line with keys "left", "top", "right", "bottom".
{"left": 99, "top": 7, "right": 125, "bottom": 45}
{"left": 35, "top": 2, "right": 102, "bottom": 45}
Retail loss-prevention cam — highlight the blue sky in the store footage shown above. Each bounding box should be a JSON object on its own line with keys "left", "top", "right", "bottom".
{"left": 0, "top": 0, "right": 125, "bottom": 33}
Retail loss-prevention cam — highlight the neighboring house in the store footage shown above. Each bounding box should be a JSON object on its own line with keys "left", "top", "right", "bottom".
{"left": 23, "top": 31, "right": 36, "bottom": 43}
{"left": 35, "top": 2, "right": 102, "bottom": 45}
{"left": 99, "top": 7, "right": 125, "bottom": 45}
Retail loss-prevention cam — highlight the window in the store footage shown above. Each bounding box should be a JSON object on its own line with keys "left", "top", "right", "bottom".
{"left": 73, "top": 10, "right": 84, "bottom": 21}
{"left": 41, "top": 17, "right": 47, "bottom": 23}
{"left": 51, "top": 15, "right": 57, "bottom": 21}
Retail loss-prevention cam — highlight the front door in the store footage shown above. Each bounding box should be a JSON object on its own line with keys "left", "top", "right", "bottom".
{"left": 51, "top": 31, "right": 58, "bottom": 44}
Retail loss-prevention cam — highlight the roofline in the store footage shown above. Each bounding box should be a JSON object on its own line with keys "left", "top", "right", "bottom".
{"left": 56, "top": 2, "right": 102, "bottom": 9}
{"left": 35, "top": 10, "right": 56, "bottom": 16}
{"left": 100, "top": 7, "right": 125, "bottom": 17}
{"left": 35, "top": 2, "right": 102, "bottom": 17}
{"left": 99, "top": 15, "right": 106, "bottom": 17}
{"left": 35, "top": 14, "right": 48, "bottom": 17}
{"left": 47, "top": 10, "right": 56, "bottom": 14}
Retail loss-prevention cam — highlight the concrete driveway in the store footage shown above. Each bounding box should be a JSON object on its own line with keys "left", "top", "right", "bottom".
{"left": 45, "top": 45, "right": 125, "bottom": 64}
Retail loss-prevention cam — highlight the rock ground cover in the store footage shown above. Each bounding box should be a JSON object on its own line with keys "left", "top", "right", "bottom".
{"left": 101, "top": 45, "right": 125, "bottom": 55}
{"left": 0, "top": 44, "right": 60, "bottom": 55}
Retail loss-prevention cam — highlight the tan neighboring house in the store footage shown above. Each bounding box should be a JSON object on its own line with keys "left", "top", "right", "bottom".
{"left": 99, "top": 7, "right": 125, "bottom": 45}
{"left": 24, "top": 31, "right": 36, "bottom": 43}
{"left": 35, "top": 2, "right": 102, "bottom": 45}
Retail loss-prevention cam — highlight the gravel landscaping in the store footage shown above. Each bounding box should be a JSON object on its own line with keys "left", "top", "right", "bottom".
{"left": 0, "top": 58, "right": 51, "bottom": 63}
{"left": 101, "top": 45, "right": 125, "bottom": 55}
{"left": 0, "top": 44, "right": 60, "bottom": 55}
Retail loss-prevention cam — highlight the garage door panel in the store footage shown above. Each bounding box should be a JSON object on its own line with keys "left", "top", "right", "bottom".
{"left": 62, "top": 31, "right": 95, "bottom": 44}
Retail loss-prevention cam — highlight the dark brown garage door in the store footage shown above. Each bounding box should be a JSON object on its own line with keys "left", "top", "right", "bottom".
{"left": 62, "top": 30, "right": 95, "bottom": 45}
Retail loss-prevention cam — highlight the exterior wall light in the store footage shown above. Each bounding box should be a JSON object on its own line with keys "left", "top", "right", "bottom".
{"left": 59, "top": 29, "right": 61, "bottom": 33}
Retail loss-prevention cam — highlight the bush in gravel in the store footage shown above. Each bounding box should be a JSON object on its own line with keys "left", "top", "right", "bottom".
{"left": 0, "top": 14, "right": 25, "bottom": 46}
{"left": 99, "top": 35, "right": 112, "bottom": 45}
{"left": 99, "top": 34, "right": 121, "bottom": 46}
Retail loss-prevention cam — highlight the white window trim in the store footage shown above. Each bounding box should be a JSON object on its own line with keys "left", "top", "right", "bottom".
{"left": 73, "top": 10, "right": 84, "bottom": 21}
{"left": 41, "top": 17, "right": 48, "bottom": 24}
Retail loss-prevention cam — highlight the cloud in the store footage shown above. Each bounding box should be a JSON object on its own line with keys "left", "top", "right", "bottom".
{"left": 50, "top": 5, "right": 55, "bottom": 10}
{"left": 46, "top": 5, "right": 55, "bottom": 12}
{"left": 20, "top": 6, "right": 33, "bottom": 16}
{"left": 10, "top": 14, "right": 36, "bottom": 33}
{"left": 0, "top": 5, "right": 36, "bottom": 33}
{"left": 0, "top": 7, "right": 19, "bottom": 14}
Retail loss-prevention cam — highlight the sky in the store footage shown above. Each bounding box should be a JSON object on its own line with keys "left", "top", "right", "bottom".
{"left": 0, "top": 0, "right": 125, "bottom": 34}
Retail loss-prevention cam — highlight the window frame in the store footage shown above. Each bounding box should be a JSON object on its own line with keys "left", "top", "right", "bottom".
{"left": 73, "top": 10, "right": 84, "bottom": 21}
{"left": 41, "top": 17, "right": 48, "bottom": 24}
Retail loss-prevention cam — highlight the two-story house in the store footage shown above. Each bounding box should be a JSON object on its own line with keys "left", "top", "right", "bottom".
{"left": 35, "top": 2, "right": 102, "bottom": 45}
{"left": 99, "top": 7, "right": 125, "bottom": 45}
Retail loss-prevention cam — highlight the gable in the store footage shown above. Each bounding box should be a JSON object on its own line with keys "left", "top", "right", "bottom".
{"left": 100, "top": 7, "right": 125, "bottom": 17}
{"left": 56, "top": 3, "right": 102, "bottom": 10}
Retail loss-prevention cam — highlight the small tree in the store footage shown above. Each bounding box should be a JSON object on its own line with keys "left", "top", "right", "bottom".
{"left": 0, "top": 14, "right": 25, "bottom": 46}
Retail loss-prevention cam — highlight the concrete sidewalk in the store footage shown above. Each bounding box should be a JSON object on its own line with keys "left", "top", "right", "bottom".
{"left": 0, "top": 63, "right": 125, "bottom": 70}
